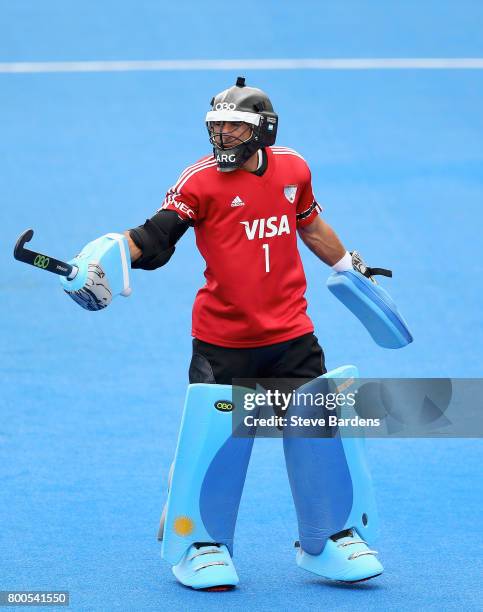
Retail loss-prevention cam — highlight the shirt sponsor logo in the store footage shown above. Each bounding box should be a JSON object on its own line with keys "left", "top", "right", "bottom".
{"left": 284, "top": 185, "right": 298, "bottom": 203}
{"left": 240, "top": 214, "right": 290, "bottom": 240}
{"left": 231, "top": 195, "right": 245, "bottom": 207}
{"left": 167, "top": 201, "right": 195, "bottom": 219}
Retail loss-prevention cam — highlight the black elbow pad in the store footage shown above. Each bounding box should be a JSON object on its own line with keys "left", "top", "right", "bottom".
{"left": 131, "top": 245, "right": 175, "bottom": 270}
{"left": 129, "top": 210, "right": 190, "bottom": 270}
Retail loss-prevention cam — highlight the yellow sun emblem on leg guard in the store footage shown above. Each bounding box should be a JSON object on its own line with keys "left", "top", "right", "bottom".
{"left": 173, "top": 516, "right": 194, "bottom": 536}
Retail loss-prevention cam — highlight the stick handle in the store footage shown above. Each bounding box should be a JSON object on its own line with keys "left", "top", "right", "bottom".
{"left": 13, "top": 229, "right": 78, "bottom": 279}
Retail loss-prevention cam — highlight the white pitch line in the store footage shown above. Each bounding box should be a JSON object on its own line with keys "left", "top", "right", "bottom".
{"left": 1, "top": 58, "right": 483, "bottom": 74}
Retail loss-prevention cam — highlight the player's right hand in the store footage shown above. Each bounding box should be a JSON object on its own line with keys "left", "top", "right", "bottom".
{"left": 60, "top": 233, "right": 132, "bottom": 311}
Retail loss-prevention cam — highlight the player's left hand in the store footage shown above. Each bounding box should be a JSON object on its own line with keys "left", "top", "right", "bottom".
{"left": 350, "top": 251, "right": 392, "bottom": 284}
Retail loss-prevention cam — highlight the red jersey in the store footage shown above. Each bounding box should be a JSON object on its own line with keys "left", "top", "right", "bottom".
{"left": 160, "top": 146, "right": 322, "bottom": 348}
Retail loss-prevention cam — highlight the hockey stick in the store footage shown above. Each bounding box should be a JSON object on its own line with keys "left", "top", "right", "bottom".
{"left": 13, "top": 229, "right": 78, "bottom": 280}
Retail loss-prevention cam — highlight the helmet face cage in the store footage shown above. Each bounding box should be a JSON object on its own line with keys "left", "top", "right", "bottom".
{"left": 207, "top": 121, "right": 255, "bottom": 151}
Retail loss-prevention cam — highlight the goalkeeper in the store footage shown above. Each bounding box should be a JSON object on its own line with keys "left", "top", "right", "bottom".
{"left": 57, "top": 77, "right": 412, "bottom": 590}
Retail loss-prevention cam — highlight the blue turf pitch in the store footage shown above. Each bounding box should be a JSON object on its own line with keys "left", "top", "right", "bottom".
{"left": 1, "top": 2, "right": 482, "bottom": 610}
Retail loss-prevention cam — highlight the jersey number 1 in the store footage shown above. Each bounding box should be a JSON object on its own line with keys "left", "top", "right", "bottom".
{"left": 262, "top": 243, "right": 270, "bottom": 273}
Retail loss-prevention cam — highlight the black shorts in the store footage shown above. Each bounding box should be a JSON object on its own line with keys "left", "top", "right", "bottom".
{"left": 189, "top": 332, "right": 326, "bottom": 385}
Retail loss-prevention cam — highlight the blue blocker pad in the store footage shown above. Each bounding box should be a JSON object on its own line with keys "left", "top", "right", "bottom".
{"left": 284, "top": 366, "right": 378, "bottom": 556}
{"left": 327, "top": 270, "right": 413, "bottom": 349}
{"left": 161, "top": 384, "right": 254, "bottom": 566}
{"left": 60, "top": 233, "right": 131, "bottom": 298}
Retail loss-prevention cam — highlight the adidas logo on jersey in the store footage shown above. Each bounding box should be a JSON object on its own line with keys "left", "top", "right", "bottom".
{"left": 231, "top": 196, "right": 245, "bottom": 207}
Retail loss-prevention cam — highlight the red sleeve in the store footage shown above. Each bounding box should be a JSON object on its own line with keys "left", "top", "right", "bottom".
{"left": 159, "top": 169, "right": 202, "bottom": 224}
{"left": 296, "top": 166, "right": 322, "bottom": 227}
{"left": 159, "top": 187, "right": 199, "bottom": 223}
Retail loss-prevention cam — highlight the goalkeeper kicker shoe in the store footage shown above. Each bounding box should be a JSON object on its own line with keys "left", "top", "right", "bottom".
{"left": 172, "top": 543, "right": 239, "bottom": 590}
{"left": 295, "top": 528, "right": 383, "bottom": 583}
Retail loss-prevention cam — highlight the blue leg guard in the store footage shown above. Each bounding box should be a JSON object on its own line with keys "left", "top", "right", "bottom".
{"left": 327, "top": 270, "right": 413, "bottom": 349}
{"left": 161, "top": 384, "right": 254, "bottom": 588}
{"left": 284, "top": 366, "right": 383, "bottom": 582}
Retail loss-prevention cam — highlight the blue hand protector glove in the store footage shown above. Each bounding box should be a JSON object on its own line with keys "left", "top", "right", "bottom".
{"left": 60, "top": 233, "right": 132, "bottom": 311}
